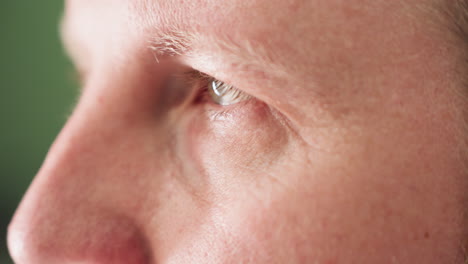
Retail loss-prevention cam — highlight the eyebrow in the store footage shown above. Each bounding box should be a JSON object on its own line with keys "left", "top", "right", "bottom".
{"left": 63, "top": 8, "right": 279, "bottom": 78}
{"left": 148, "top": 28, "right": 277, "bottom": 74}
{"left": 149, "top": 29, "right": 194, "bottom": 60}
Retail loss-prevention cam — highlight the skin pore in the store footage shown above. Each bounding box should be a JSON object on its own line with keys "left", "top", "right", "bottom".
{"left": 7, "top": 0, "right": 468, "bottom": 263}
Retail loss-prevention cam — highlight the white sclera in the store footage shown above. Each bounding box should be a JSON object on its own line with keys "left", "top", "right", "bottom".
{"left": 209, "top": 80, "right": 251, "bottom": 106}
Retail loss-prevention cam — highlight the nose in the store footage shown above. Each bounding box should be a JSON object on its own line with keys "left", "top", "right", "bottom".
{"left": 8, "top": 203, "right": 151, "bottom": 264}
{"left": 7, "top": 135, "right": 153, "bottom": 264}
{"left": 7, "top": 87, "right": 156, "bottom": 264}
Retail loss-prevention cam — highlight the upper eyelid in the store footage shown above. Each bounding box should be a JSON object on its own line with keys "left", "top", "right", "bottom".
{"left": 170, "top": 68, "right": 250, "bottom": 104}
{"left": 179, "top": 70, "right": 211, "bottom": 82}
{"left": 169, "top": 69, "right": 210, "bottom": 89}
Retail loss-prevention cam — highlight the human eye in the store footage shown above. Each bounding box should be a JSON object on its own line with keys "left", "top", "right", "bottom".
{"left": 173, "top": 70, "right": 252, "bottom": 107}
{"left": 207, "top": 79, "right": 251, "bottom": 106}
{"left": 176, "top": 69, "right": 291, "bottom": 185}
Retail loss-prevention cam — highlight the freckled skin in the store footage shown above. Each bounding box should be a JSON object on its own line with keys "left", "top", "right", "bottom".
{"left": 7, "top": 0, "right": 468, "bottom": 263}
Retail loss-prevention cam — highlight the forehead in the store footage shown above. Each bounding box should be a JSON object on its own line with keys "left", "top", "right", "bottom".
{"left": 64, "top": 0, "right": 416, "bottom": 75}
{"left": 62, "top": 0, "right": 441, "bottom": 114}
{"left": 65, "top": 0, "right": 380, "bottom": 44}
{"left": 62, "top": 0, "right": 435, "bottom": 63}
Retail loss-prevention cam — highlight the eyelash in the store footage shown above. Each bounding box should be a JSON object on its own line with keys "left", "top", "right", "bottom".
{"left": 176, "top": 70, "right": 251, "bottom": 106}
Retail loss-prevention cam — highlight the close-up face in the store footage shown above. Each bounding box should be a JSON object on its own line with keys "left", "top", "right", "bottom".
{"left": 7, "top": 0, "right": 468, "bottom": 263}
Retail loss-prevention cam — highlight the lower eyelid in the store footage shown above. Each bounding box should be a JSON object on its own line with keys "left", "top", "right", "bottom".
{"left": 202, "top": 98, "right": 268, "bottom": 124}
{"left": 185, "top": 96, "right": 292, "bottom": 183}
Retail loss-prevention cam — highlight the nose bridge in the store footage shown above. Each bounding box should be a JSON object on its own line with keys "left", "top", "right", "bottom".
{"left": 8, "top": 79, "right": 160, "bottom": 264}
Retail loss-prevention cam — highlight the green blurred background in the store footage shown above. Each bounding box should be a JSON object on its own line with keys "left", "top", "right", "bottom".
{"left": 1, "top": 1, "right": 76, "bottom": 262}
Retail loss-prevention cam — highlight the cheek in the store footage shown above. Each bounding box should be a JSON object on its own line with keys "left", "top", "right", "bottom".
{"left": 167, "top": 186, "right": 332, "bottom": 263}
{"left": 185, "top": 101, "right": 290, "bottom": 189}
